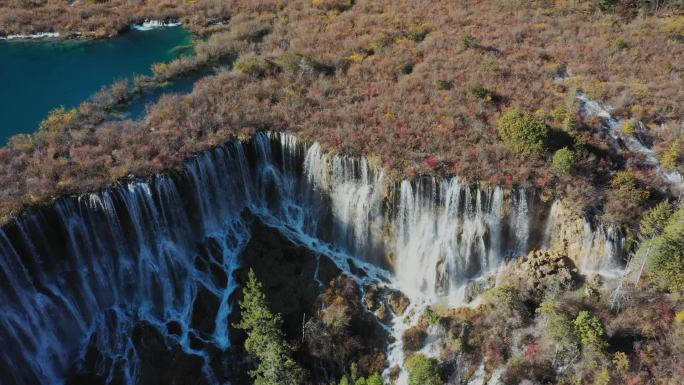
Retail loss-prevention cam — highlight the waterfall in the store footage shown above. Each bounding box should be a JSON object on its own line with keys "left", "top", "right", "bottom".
{"left": 542, "top": 199, "right": 562, "bottom": 247}
{"left": 0, "top": 132, "right": 625, "bottom": 385}
{"left": 512, "top": 188, "right": 531, "bottom": 255}
{"left": 391, "top": 180, "right": 552, "bottom": 305}
{"left": 131, "top": 20, "right": 183, "bottom": 31}
{"left": 577, "top": 92, "right": 684, "bottom": 194}
{"left": 0, "top": 176, "right": 251, "bottom": 385}
{"left": 303, "top": 142, "right": 386, "bottom": 262}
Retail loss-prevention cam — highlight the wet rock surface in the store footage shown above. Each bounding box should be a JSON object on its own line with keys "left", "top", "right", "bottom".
{"left": 364, "top": 284, "right": 411, "bottom": 323}
{"left": 232, "top": 217, "right": 389, "bottom": 384}
{"left": 232, "top": 215, "right": 342, "bottom": 338}
{"left": 387, "top": 289, "right": 411, "bottom": 315}
{"left": 61, "top": 213, "right": 393, "bottom": 385}
{"left": 66, "top": 318, "right": 219, "bottom": 385}
{"left": 463, "top": 275, "right": 496, "bottom": 303}
{"left": 65, "top": 215, "right": 347, "bottom": 385}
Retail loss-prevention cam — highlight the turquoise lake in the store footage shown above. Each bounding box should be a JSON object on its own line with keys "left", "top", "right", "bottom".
{"left": 0, "top": 27, "right": 191, "bottom": 143}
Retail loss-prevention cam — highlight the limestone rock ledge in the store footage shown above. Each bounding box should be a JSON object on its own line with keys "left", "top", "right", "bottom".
{"left": 544, "top": 200, "right": 624, "bottom": 272}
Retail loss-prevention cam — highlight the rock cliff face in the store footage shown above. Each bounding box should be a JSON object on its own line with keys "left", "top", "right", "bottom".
{"left": 543, "top": 200, "right": 625, "bottom": 273}
{"left": 233, "top": 216, "right": 342, "bottom": 339}
{"left": 232, "top": 217, "right": 389, "bottom": 385}
{"left": 0, "top": 132, "right": 625, "bottom": 385}
{"left": 66, "top": 215, "right": 379, "bottom": 385}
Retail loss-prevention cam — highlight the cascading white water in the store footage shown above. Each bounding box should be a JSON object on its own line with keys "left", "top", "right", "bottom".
{"left": 0, "top": 132, "right": 625, "bottom": 385}
{"left": 577, "top": 92, "right": 684, "bottom": 194}
{"left": 393, "top": 179, "right": 514, "bottom": 304}
{"left": 284, "top": 134, "right": 625, "bottom": 385}
{"left": 303, "top": 142, "right": 386, "bottom": 262}
{"left": 131, "top": 20, "right": 182, "bottom": 31}
{"left": 541, "top": 198, "right": 626, "bottom": 275}
{"left": 512, "top": 188, "right": 532, "bottom": 254}
{"left": 0, "top": 177, "right": 251, "bottom": 385}
{"left": 0, "top": 132, "right": 397, "bottom": 385}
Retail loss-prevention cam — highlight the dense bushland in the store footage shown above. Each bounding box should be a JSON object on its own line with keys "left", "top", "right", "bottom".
{"left": 400, "top": 240, "right": 684, "bottom": 385}
{"left": 0, "top": 0, "right": 683, "bottom": 227}
{"left": 631, "top": 203, "right": 684, "bottom": 292}
{"left": 0, "top": 0, "right": 237, "bottom": 38}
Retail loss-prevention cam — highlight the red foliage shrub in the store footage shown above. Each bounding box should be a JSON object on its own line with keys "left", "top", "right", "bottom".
{"left": 524, "top": 342, "right": 541, "bottom": 359}
{"left": 424, "top": 155, "right": 439, "bottom": 170}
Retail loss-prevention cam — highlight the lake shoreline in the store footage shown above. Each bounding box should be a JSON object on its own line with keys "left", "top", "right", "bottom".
{"left": 0, "top": 0, "right": 231, "bottom": 43}
{"left": 0, "top": 26, "right": 193, "bottom": 141}
{"left": 0, "top": 20, "right": 188, "bottom": 42}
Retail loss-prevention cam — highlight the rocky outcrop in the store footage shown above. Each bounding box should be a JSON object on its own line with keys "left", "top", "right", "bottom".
{"left": 304, "top": 276, "right": 390, "bottom": 382}
{"left": 364, "top": 284, "right": 411, "bottom": 323}
{"left": 463, "top": 276, "right": 496, "bottom": 303}
{"left": 522, "top": 247, "right": 581, "bottom": 295}
{"left": 544, "top": 200, "right": 624, "bottom": 271}
{"left": 402, "top": 322, "right": 429, "bottom": 353}
{"left": 499, "top": 247, "right": 582, "bottom": 301}
{"left": 231, "top": 218, "right": 389, "bottom": 384}
{"left": 233, "top": 215, "right": 341, "bottom": 338}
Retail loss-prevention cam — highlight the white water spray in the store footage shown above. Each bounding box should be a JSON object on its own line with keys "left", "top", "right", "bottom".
{"left": 0, "top": 132, "right": 626, "bottom": 385}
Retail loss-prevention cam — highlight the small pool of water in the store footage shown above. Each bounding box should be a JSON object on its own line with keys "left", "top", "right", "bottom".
{"left": 120, "top": 71, "right": 203, "bottom": 120}
{"left": 0, "top": 26, "right": 192, "bottom": 143}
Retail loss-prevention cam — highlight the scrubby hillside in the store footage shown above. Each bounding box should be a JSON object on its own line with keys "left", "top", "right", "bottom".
{"left": 0, "top": 0, "right": 233, "bottom": 38}
{"left": 1, "top": 0, "right": 682, "bottom": 226}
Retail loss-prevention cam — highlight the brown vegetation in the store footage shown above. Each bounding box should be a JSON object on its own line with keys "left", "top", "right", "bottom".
{"left": 0, "top": 0, "right": 237, "bottom": 38}
{"left": 1, "top": 0, "right": 683, "bottom": 226}
{"left": 304, "top": 275, "right": 389, "bottom": 380}
{"left": 412, "top": 251, "right": 684, "bottom": 385}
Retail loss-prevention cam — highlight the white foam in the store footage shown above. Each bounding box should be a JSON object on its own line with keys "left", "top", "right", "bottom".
{"left": 577, "top": 92, "right": 683, "bottom": 193}
{"left": 1, "top": 32, "right": 60, "bottom": 40}
{"left": 131, "top": 20, "right": 182, "bottom": 31}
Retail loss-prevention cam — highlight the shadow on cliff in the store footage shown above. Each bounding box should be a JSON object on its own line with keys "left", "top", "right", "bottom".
{"left": 65, "top": 212, "right": 390, "bottom": 385}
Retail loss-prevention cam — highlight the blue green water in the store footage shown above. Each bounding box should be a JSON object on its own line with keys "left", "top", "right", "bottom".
{"left": 0, "top": 27, "right": 191, "bottom": 143}
{"left": 123, "top": 70, "right": 201, "bottom": 120}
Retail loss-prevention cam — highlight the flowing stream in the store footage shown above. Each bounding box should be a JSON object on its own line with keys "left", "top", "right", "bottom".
{"left": 578, "top": 93, "right": 684, "bottom": 192}
{"left": 0, "top": 133, "right": 625, "bottom": 385}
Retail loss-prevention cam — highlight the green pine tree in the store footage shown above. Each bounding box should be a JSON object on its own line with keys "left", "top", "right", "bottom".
{"left": 573, "top": 310, "right": 608, "bottom": 367}
{"left": 235, "top": 269, "right": 304, "bottom": 385}
{"left": 647, "top": 205, "right": 684, "bottom": 292}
